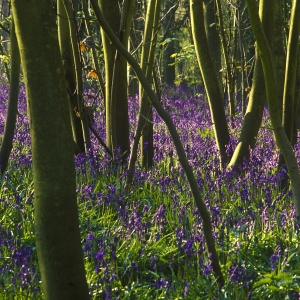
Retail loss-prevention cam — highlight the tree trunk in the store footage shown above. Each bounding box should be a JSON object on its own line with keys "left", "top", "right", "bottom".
{"left": 99, "top": 0, "right": 120, "bottom": 152}
{"left": 246, "top": 0, "right": 300, "bottom": 217}
{"left": 57, "top": 0, "right": 85, "bottom": 154}
{"left": 277, "top": 0, "right": 300, "bottom": 189}
{"left": 203, "top": 0, "right": 222, "bottom": 94}
{"left": 0, "top": 17, "right": 20, "bottom": 175}
{"left": 111, "top": 0, "right": 135, "bottom": 158}
{"left": 62, "top": 0, "right": 91, "bottom": 151}
{"left": 216, "top": 0, "right": 235, "bottom": 116}
{"left": 163, "top": 0, "right": 176, "bottom": 85}
{"left": 11, "top": 0, "right": 89, "bottom": 298}
{"left": 190, "top": 0, "right": 231, "bottom": 165}
{"left": 228, "top": 0, "right": 275, "bottom": 169}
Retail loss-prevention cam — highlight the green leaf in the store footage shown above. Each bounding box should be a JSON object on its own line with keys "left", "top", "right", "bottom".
{"left": 253, "top": 277, "right": 272, "bottom": 288}
{"left": 0, "top": 55, "right": 9, "bottom": 63}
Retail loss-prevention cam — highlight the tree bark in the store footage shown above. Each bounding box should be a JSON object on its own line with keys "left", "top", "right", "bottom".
{"left": 246, "top": 0, "right": 300, "bottom": 217}
{"left": 228, "top": 0, "right": 275, "bottom": 169}
{"left": 62, "top": 0, "right": 91, "bottom": 151}
{"left": 99, "top": 0, "right": 120, "bottom": 152}
{"left": 111, "top": 0, "right": 135, "bottom": 158}
{"left": 163, "top": 0, "right": 176, "bottom": 85}
{"left": 0, "top": 17, "right": 20, "bottom": 176}
{"left": 11, "top": 0, "right": 89, "bottom": 298}
{"left": 203, "top": 0, "right": 222, "bottom": 93}
{"left": 57, "top": 0, "right": 85, "bottom": 154}
{"left": 190, "top": 0, "right": 231, "bottom": 165}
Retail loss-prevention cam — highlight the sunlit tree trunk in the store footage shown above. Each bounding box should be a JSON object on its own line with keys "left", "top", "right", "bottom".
{"left": 0, "top": 17, "right": 20, "bottom": 175}
{"left": 228, "top": 0, "right": 275, "bottom": 169}
{"left": 277, "top": 0, "right": 300, "bottom": 188}
{"left": 281, "top": 0, "right": 300, "bottom": 144}
{"left": 273, "top": 0, "right": 286, "bottom": 118}
{"left": 99, "top": 0, "right": 119, "bottom": 152}
{"left": 140, "top": 0, "right": 161, "bottom": 168}
{"left": 190, "top": 0, "right": 231, "bottom": 165}
{"left": 11, "top": 0, "right": 89, "bottom": 298}
{"left": 247, "top": 0, "right": 300, "bottom": 217}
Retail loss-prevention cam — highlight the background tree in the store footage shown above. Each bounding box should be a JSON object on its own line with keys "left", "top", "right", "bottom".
{"left": 203, "top": 0, "right": 222, "bottom": 93}
{"left": 110, "top": 0, "right": 135, "bottom": 158}
{"left": 163, "top": 0, "right": 177, "bottom": 85}
{"left": 190, "top": 0, "right": 231, "bottom": 165}
{"left": 11, "top": 0, "right": 89, "bottom": 298}
{"left": 228, "top": 0, "right": 275, "bottom": 169}
{"left": 57, "top": 0, "right": 85, "bottom": 154}
{"left": 98, "top": 0, "right": 120, "bottom": 153}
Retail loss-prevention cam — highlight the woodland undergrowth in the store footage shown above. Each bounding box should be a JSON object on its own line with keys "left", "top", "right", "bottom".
{"left": 0, "top": 81, "right": 300, "bottom": 299}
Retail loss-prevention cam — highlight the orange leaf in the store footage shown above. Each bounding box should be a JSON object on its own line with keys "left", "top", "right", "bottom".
{"left": 87, "top": 70, "right": 98, "bottom": 78}
{"left": 79, "top": 41, "right": 88, "bottom": 51}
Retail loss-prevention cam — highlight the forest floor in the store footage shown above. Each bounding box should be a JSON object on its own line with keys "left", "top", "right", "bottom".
{"left": 0, "top": 83, "right": 300, "bottom": 299}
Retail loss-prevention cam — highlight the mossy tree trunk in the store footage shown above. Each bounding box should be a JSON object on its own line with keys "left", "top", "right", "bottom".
{"left": 140, "top": 0, "right": 161, "bottom": 168}
{"left": 228, "top": 0, "right": 275, "bottom": 169}
{"left": 11, "top": 0, "right": 89, "bottom": 298}
{"left": 281, "top": 0, "right": 300, "bottom": 143}
{"left": 99, "top": 0, "right": 119, "bottom": 153}
{"left": 246, "top": 0, "right": 300, "bottom": 217}
{"left": 277, "top": 0, "right": 300, "bottom": 188}
{"left": 190, "top": 0, "right": 231, "bottom": 165}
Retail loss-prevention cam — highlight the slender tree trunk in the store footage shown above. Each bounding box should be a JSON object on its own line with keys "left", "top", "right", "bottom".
{"left": 99, "top": 0, "right": 120, "bottom": 152}
{"left": 273, "top": 0, "right": 286, "bottom": 118}
{"left": 236, "top": 0, "right": 246, "bottom": 114}
{"left": 11, "top": 0, "right": 89, "bottom": 298}
{"left": 216, "top": 0, "right": 235, "bottom": 116}
{"left": 228, "top": 0, "right": 275, "bottom": 169}
{"left": 140, "top": 0, "right": 161, "bottom": 168}
{"left": 0, "top": 17, "right": 20, "bottom": 175}
{"left": 163, "top": 0, "right": 176, "bottom": 85}
{"left": 90, "top": 0, "right": 225, "bottom": 286}
{"left": 190, "top": 0, "right": 231, "bottom": 165}
{"left": 111, "top": 0, "right": 135, "bottom": 159}
{"left": 294, "top": 48, "right": 300, "bottom": 142}
{"left": 62, "top": 0, "right": 91, "bottom": 151}
{"left": 281, "top": 1, "right": 300, "bottom": 143}
{"left": 246, "top": 0, "right": 300, "bottom": 217}
{"left": 127, "top": 0, "right": 161, "bottom": 179}
{"left": 203, "top": 0, "right": 222, "bottom": 94}
{"left": 82, "top": 0, "right": 105, "bottom": 101}
{"left": 57, "top": 0, "right": 85, "bottom": 154}
{"left": 277, "top": 0, "right": 300, "bottom": 188}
